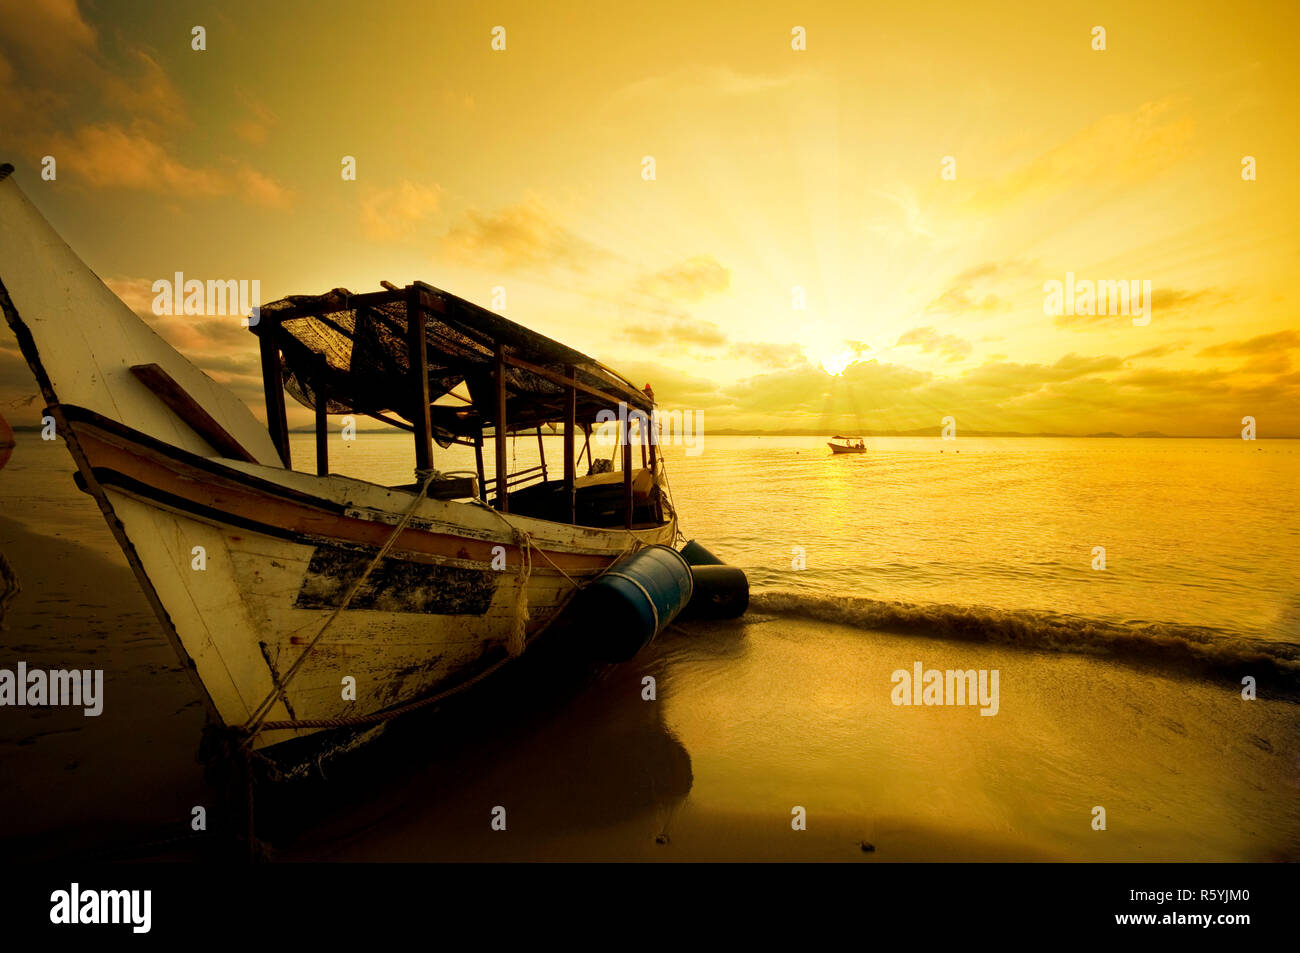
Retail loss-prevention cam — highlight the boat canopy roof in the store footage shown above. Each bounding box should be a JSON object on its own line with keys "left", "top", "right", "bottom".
{"left": 257, "top": 281, "right": 653, "bottom": 447}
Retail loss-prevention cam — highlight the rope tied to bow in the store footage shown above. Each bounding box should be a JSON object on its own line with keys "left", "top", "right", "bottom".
{"left": 241, "top": 467, "right": 440, "bottom": 738}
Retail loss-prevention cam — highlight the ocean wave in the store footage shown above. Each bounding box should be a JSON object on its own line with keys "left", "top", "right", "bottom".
{"left": 749, "top": 590, "right": 1300, "bottom": 696}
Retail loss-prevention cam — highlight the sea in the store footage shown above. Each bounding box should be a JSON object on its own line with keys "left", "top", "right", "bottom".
{"left": 313, "top": 430, "right": 1300, "bottom": 643}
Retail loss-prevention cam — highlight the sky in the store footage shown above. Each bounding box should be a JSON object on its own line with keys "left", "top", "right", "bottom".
{"left": 1, "top": 0, "right": 1298, "bottom": 436}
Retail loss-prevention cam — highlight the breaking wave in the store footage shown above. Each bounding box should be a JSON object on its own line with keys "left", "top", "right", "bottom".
{"left": 749, "top": 590, "right": 1300, "bottom": 697}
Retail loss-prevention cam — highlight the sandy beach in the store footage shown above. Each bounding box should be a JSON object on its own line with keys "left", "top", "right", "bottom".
{"left": 0, "top": 513, "right": 208, "bottom": 861}
{"left": 2, "top": 484, "right": 1295, "bottom": 863}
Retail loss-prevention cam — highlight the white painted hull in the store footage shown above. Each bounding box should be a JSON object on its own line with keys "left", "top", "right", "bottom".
{"left": 0, "top": 167, "right": 675, "bottom": 752}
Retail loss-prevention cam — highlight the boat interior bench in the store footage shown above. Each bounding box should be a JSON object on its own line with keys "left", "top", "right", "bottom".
{"left": 507, "top": 468, "right": 658, "bottom": 526}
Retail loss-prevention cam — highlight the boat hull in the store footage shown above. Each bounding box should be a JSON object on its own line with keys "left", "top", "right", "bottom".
{"left": 58, "top": 408, "right": 674, "bottom": 751}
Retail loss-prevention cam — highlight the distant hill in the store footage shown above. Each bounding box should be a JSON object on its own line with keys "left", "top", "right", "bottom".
{"left": 707, "top": 428, "right": 1271, "bottom": 438}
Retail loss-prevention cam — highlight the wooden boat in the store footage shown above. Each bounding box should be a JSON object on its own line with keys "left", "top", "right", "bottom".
{"left": 827, "top": 436, "right": 867, "bottom": 454}
{"left": 0, "top": 164, "right": 679, "bottom": 759}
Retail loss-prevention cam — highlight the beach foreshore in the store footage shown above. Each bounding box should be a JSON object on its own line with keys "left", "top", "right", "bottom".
{"left": 0, "top": 514, "right": 1296, "bottom": 863}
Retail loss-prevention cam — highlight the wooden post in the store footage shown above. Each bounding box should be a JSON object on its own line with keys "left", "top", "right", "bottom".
{"left": 494, "top": 343, "right": 509, "bottom": 512}
{"left": 474, "top": 434, "right": 486, "bottom": 501}
{"left": 563, "top": 365, "right": 576, "bottom": 524}
{"left": 256, "top": 314, "right": 291, "bottom": 468}
{"left": 536, "top": 427, "right": 547, "bottom": 481}
{"left": 648, "top": 412, "right": 663, "bottom": 523}
{"left": 406, "top": 288, "right": 434, "bottom": 478}
{"left": 314, "top": 355, "right": 329, "bottom": 476}
{"left": 622, "top": 411, "right": 634, "bottom": 529}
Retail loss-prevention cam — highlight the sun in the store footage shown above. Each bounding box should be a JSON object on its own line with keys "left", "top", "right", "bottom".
{"left": 803, "top": 341, "right": 865, "bottom": 376}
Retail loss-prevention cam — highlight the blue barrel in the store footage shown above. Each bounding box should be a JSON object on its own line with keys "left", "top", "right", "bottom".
{"left": 570, "top": 544, "right": 694, "bottom": 662}
{"left": 679, "top": 539, "right": 725, "bottom": 566}
{"left": 680, "top": 564, "right": 749, "bottom": 620}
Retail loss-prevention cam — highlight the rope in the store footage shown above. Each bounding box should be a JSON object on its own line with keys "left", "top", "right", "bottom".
{"left": 245, "top": 471, "right": 661, "bottom": 739}
{"left": 653, "top": 450, "right": 686, "bottom": 546}
{"left": 507, "top": 526, "right": 531, "bottom": 657}
{"left": 259, "top": 652, "right": 515, "bottom": 730}
{"left": 242, "top": 467, "right": 440, "bottom": 735}
{"left": 471, "top": 498, "right": 642, "bottom": 591}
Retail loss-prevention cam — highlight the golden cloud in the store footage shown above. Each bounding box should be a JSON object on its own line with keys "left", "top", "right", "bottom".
{"left": 361, "top": 181, "right": 443, "bottom": 241}
{"left": 633, "top": 256, "right": 731, "bottom": 301}
{"left": 48, "top": 122, "right": 291, "bottom": 207}
{"left": 439, "top": 198, "right": 607, "bottom": 273}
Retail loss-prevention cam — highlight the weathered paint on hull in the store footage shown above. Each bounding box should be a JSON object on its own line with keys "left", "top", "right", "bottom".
{"left": 103, "top": 481, "right": 663, "bottom": 751}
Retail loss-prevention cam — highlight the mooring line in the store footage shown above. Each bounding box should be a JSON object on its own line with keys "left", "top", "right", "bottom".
{"left": 242, "top": 468, "right": 438, "bottom": 736}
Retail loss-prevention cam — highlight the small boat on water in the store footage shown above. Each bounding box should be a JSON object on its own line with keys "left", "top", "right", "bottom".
{"left": 0, "top": 163, "right": 726, "bottom": 764}
{"left": 828, "top": 436, "right": 867, "bottom": 454}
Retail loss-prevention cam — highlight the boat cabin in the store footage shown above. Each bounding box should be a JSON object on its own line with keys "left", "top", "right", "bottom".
{"left": 250, "top": 281, "right": 666, "bottom": 530}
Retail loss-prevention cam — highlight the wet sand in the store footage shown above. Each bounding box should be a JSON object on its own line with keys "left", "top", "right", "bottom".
{"left": 0, "top": 515, "right": 208, "bottom": 861}
{"left": 1, "top": 508, "right": 1295, "bottom": 862}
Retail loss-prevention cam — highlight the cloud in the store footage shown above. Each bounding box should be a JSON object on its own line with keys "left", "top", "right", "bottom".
{"left": 927, "top": 288, "right": 1007, "bottom": 314}
{"left": 234, "top": 164, "right": 292, "bottom": 209}
{"left": 620, "top": 316, "right": 728, "bottom": 349}
{"left": 605, "top": 360, "right": 725, "bottom": 410}
{"left": 1053, "top": 285, "right": 1226, "bottom": 329}
{"left": 100, "top": 49, "right": 186, "bottom": 126}
{"left": 971, "top": 100, "right": 1196, "bottom": 210}
{"left": 1149, "top": 288, "right": 1220, "bottom": 312}
{"left": 231, "top": 95, "right": 279, "bottom": 145}
{"left": 439, "top": 199, "right": 607, "bottom": 273}
{"left": 0, "top": 3, "right": 291, "bottom": 208}
{"left": 601, "top": 256, "right": 733, "bottom": 352}
{"left": 959, "top": 353, "right": 1124, "bottom": 391}
{"left": 102, "top": 277, "right": 257, "bottom": 361}
{"left": 925, "top": 258, "right": 1029, "bottom": 314}
{"left": 895, "top": 326, "right": 974, "bottom": 362}
{"left": 360, "top": 181, "right": 443, "bottom": 241}
{"left": 1198, "top": 330, "right": 1300, "bottom": 357}
{"left": 0, "top": 0, "right": 185, "bottom": 136}
{"left": 1128, "top": 343, "right": 1188, "bottom": 360}
{"left": 53, "top": 122, "right": 223, "bottom": 193}
{"left": 655, "top": 344, "right": 1300, "bottom": 435}
{"left": 719, "top": 360, "right": 934, "bottom": 424}
{"left": 633, "top": 256, "right": 730, "bottom": 301}
{"left": 1231, "top": 352, "right": 1293, "bottom": 376}
{"left": 728, "top": 341, "right": 807, "bottom": 369}
{"left": 47, "top": 122, "right": 292, "bottom": 207}
{"left": 103, "top": 277, "right": 160, "bottom": 316}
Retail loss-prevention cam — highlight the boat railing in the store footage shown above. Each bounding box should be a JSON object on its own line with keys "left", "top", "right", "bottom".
{"left": 480, "top": 463, "right": 547, "bottom": 496}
